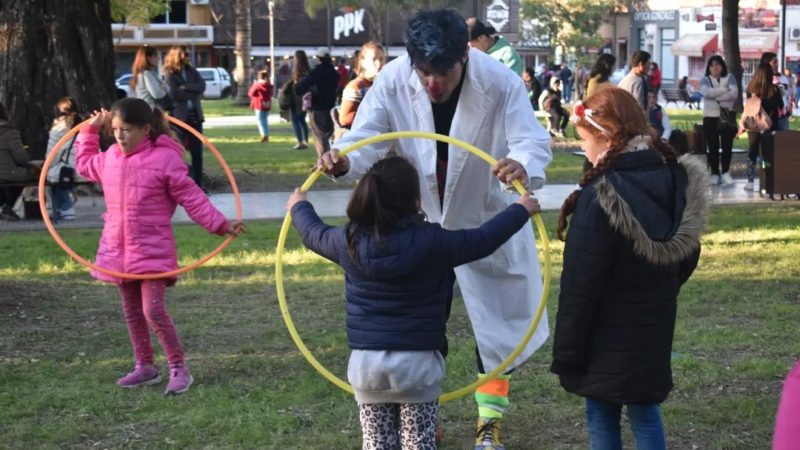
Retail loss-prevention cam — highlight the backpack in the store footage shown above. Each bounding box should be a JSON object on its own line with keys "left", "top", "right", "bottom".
{"left": 740, "top": 96, "right": 772, "bottom": 132}
{"left": 278, "top": 81, "right": 293, "bottom": 111}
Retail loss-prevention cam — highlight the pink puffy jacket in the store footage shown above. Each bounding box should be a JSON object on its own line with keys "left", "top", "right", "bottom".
{"left": 76, "top": 126, "right": 229, "bottom": 284}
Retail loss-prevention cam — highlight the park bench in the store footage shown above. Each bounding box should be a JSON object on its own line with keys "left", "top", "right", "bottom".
{"left": 0, "top": 178, "right": 96, "bottom": 220}
{"left": 662, "top": 88, "right": 698, "bottom": 109}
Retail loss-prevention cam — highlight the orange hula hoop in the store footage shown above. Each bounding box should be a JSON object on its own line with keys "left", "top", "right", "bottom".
{"left": 38, "top": 115, "right": 243, "bottom": 280}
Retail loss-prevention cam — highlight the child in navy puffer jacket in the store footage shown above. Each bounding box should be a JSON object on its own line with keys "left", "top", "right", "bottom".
{"left": 288, "top": 156, "right": 539, "bottom": 449}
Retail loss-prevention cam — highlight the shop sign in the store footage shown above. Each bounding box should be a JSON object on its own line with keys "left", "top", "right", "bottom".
{"left": 333, "top": 8, "right": 366, "bottom": 41}
{"left": 486, "top": 0, "right": 510, "bottom": 32}
{"left": 633, "top": 10, "right": 677, "bottom": 22}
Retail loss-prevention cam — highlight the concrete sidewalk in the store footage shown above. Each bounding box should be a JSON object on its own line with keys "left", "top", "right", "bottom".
{"left": 0, "top": 180, "right": 785, "bottom": 232}
{"left": 204, "top": 114, "right": 282, "bottom": 128}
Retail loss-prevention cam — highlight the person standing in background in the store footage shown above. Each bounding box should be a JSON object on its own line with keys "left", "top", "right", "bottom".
{"left": 761, "top": 52, "right": 790, "bottom": 130}
{"left": 618, "top": 50, "right": 650, "bottom": 110}
{"left": 558, "top": 63, "right": 574, "bottom": 103}
{"left": 248, "top": 69, "right": 273, "bottom": 143}
{"left": 648, "top": 62, "right": 662, "bottom": 97}
{"left": 782, "top": 67, "right": 795, "bottom": 118}
{"left": 700, "top": 55, "right": 738, "bottom": 186}
{"left": 574, "top": 62, "right": 587, "bottom": 101}
{"left": 296, "top": 47, "right": 340, "bottom": 158}
{"left": 338, "top": 42, "right": 386, "bottom": 130}
{"left": 466, "top": 17, "right": 522, "bottom": 76}
{"left": 131, "top": 46, "right": 170, "bottom": 110}
{"left": 163, "top": 45, "right": 206, "bottom": 188}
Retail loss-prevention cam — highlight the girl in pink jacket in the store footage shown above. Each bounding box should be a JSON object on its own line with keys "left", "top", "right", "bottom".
{"left": 76, "top": 98, "right": 244, "bottom": 395}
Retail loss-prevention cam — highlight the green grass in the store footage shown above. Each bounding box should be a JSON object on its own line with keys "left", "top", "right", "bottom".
{"left": 203, "top": 123, "right": 587, "bottom": 193}
{"left": 201, "top": 104, "right": 800, "bottom": 193}
{"left": 203, "top": 124, "right": 344, "bottom": 192}
{"left": 202, "top": 99, "right": 253, "bottom": 117}
{"left": 2, "top": 204, "right": 799, "bottom": 448}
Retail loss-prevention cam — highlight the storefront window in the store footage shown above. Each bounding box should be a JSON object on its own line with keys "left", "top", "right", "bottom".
{"left": 660, "top": 28, "right": 676, "bottom": 83}
{"left": 150, "top": 1, "right": 187, "bottom": 24}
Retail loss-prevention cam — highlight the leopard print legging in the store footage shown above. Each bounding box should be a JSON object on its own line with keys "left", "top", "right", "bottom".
{"left": 359, "top": 401, "right": 438, "bottom": 450}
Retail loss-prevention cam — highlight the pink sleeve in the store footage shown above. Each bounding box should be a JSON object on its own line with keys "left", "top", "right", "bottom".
{"left": 74, "top": 126, "right": 106, "bottom": 183}
{"left": 164, "top": 150, "right": 229, "bottom": 235}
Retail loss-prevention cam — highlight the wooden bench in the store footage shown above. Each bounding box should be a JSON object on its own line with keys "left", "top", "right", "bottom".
{"left": 662, "top": 88, "right": 690, "bottom": 108}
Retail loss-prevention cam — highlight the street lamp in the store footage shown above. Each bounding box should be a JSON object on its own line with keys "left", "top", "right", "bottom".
{"left": 269, "top": 1, "right": 275, "bottom": 89}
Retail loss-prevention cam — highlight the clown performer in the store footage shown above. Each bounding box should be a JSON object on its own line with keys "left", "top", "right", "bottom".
{"left": 318, "top": 8, "right": 552, "bottom": 449}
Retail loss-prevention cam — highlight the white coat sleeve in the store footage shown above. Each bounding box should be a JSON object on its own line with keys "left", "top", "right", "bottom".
{"left": 661, "top": 112, "right": 671, "bottom": 141}
{"left": 504, "top": 76, "right": 553, "bottom": 184}
{"left": 332, "top": 76, "right": 394, "bottom": 182}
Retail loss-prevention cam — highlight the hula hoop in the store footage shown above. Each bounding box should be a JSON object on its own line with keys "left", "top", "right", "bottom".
{"left": 38, "top": 115, "right": 243, "bottom": 280}
{"left": 275, "top": 131, "right": 552, "bottom": 403}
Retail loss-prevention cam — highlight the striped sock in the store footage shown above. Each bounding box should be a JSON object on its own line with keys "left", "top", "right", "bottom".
{"left": 474, "top": 373, "right": 511, "bottom": 419}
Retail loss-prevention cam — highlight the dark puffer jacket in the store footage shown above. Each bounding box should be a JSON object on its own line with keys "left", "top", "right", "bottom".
{"left": 291, "top": 200, "right": 531, "bottom": 352}
{"left": 551, "top": 149, "right": 708, "bottom": 405}
{"left": 0, "top": 121, "right": 32, "bottom": 183}
{"left": 295, "top": 59, "right": 339, "bottom": 112}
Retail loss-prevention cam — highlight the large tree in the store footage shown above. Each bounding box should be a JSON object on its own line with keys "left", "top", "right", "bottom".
{"left": 0, "top": 1, "right": 116, "bottom": 158}
{"left": 233, "top": 0, "right": 253, "bottom": 106}
{"left": 723, "top": 0, "right": 743, "bottom": 110}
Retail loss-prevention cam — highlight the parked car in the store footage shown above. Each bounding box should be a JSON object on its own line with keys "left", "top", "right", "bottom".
{"left": 115, "top": 73, "right": 133, "bottom": 97}
{"left": 197, "top": 67, "right": 232, "bottom": 99}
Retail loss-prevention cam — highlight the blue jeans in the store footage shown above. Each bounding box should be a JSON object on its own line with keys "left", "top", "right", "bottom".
{"left": 255, "top": 110, "right": 269, "bottom": 137}
{"left": 585, "top": 398, "right": 666, "bottom": 450}
{"left": 291, "top": 112, "right": 308, "bottom": 143}
{"left": 52, "top": 186, "right": 73, "bottom": 215}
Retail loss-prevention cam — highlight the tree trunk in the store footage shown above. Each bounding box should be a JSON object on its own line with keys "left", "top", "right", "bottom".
{"left": 0, "top": 0, "right": 116, "bottom": 158}
{"left": 722, "top": 0, "right": 743, "bottom": 111}
{"left": 233, "top": 0, "right": 252, "bottom": 106}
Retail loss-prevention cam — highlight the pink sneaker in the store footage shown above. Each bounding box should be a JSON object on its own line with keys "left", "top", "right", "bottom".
{"left": 116, "top": 363, "right": 161, "bottom": 388}
{"left": 165, "top": 364, "right": 193, "bottom": 395}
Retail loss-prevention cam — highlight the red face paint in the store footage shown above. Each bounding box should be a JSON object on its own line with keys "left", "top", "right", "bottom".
{"left": 428, "top": 81, "right": 442, "bottom": 97}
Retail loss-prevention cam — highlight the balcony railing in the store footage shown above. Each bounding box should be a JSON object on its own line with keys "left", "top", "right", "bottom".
{"left": 112, "top": 24, "right": 213, "bottom": 46}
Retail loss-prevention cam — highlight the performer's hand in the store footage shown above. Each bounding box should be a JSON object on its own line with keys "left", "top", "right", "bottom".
{"left": 287, "top": 188, "right": 307, "bottom": 211}
{"left": 493, "top": 158, "right": 528, "bottom": 186}
{"left": 227, "top": 221, "right": 247, "bottom": 236}
{"left": 517, "top": 192, "right": 541, "bottom": 215}
{"left": 316, "top": 149, "right": 350, "bottom": 176}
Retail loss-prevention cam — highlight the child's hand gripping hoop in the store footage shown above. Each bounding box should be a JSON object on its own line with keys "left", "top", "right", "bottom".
{"left": 38, "top": 116, "right": 243, "bottom": 279}
{"left": 275, "top": 131, "right": 552, "bottom": 403}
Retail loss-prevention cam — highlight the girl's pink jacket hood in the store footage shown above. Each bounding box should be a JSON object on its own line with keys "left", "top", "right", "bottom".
{"left": 75, "top": 127, "right": 229, "bottom": 284}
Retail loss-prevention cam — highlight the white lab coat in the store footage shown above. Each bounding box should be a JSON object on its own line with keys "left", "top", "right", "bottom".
{"left": 334, "top": 48, "right": 552, "bottom": 371}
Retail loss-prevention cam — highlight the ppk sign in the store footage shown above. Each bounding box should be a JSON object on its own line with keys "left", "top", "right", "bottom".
{"left": 334, "top": 8, "right": 366, "bottom": 41}
{"left": 486, "top": 0, "right": 510, "bottom": 32}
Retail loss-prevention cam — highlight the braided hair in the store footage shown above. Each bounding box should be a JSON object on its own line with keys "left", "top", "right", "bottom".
{"left": 556, "top": 86, "right": 678, "bottom": 241}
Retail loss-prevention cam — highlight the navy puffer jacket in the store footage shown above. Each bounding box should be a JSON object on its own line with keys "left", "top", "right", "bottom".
{"left": 291, "top": 201, "right": 531, "bottom": 351}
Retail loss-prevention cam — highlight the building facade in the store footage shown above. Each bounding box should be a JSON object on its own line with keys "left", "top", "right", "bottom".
{"left": 633, "top": 0, "right": 800, "bottom": 89}
{"left": 112, "top": 0, "right": 214, "bottom": 77}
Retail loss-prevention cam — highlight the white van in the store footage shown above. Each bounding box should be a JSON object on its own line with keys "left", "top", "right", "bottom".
{"left": 197, "top": 67, "right": 232, "bottom": 99}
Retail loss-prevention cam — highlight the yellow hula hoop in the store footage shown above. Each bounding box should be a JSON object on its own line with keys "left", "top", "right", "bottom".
{"left": 275, "top": 131, "right": 551, "bottom": 403}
